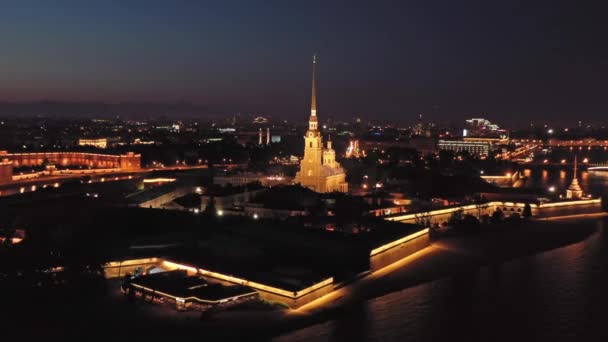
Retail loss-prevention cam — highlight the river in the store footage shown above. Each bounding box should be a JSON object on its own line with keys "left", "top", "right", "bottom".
{"left": 275, "top": 168, "right": 608, "bottom": 341}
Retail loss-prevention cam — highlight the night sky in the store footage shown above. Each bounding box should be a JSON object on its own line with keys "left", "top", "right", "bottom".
{"left": 1, "top": 0, "right": 607, "bottom": 123}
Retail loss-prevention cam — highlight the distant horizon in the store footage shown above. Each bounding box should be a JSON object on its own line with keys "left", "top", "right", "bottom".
{"left": 0, "top": 99, "right": 604, "bottom": 128}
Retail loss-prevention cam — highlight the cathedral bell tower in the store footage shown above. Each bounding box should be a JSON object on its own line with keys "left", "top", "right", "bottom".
{"left": 300, "top": 54, "right": 323, "bottom": 179}
{"left": 294, "top": 54, "right": 348, "bottom": 193}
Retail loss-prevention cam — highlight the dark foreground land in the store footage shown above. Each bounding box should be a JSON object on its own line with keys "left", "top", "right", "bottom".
{"left": 0, "top": 216, "right": 602, "bottom": 340}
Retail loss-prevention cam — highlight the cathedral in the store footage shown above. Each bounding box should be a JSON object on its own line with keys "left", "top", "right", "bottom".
{"left": 294, "top": 55, "right": 348, "bottom": 193}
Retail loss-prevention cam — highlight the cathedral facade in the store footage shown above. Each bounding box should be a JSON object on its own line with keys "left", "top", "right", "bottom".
{"left": 294, "top": 55, "right": 348, "bottom": 193}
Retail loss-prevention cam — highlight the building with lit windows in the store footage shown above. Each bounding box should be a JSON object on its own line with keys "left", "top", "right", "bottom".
{"left": 438, "top": 139, "right": 491, "bottom": 156}
{"left": 78, "top": 137, "right": 121, "bottom": 149}
{"left": 294, "top": 55, "right": 348, "bottom": 193}
{"left": 463, "top": 117, "right": 509, "bottom": 144}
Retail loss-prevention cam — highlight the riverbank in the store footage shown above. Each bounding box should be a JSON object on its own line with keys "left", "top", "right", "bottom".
{"left": 151, "top": 216, "right": 605, "bottom": 340}
{"left": 137, "top": 216, "right": 601, "bottom": 340}
{"left": 15, "top": 216, "right": 597, "bottom": 340}
{"left": 267, "top": 216, "right": 602, "bottom": 340}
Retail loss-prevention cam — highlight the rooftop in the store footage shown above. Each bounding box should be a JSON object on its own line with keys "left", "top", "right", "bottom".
{"left": 130, "top": 270, "right": 256, "bottom": 302}
{"left": 203, "top": 182, "right": 265, "bottom": 197}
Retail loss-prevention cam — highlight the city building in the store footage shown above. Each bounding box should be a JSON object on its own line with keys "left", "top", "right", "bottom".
{"left": 345, "top": 140, "right": 362, "bottom": 158}
{"left": 127, "top": 180, "right": 196, "bottom": 208}
{"left": 413, "top": 113, "right": 433, "bottom": 137}
{"left": 437, "top": 139, "right": 491, "bottom": 156}
{"left": 407, "top": 136, "right": 438, "bottom": 155}
{"left": 294, "top": 55, "right": 348, "bottom": 193}
{"left": 200, "top": 183, "right": 266, "bottom": 213}
{"left": 214, "top": 172, "right": 291, "bottom": 187}
{"left": 78, "top": 137, "right": 120, "bottom": 149}
{"left": 0, "top": 151, "right": 141, "bottom": 170}
{"left": 0, "top": 158, "right": 13, "bottom": 184}
{"left": 463, "top": 117, "right": 509, "bottom": 144}
{"left": 122, "top": 270, "right": 258, "bottom": 312}
{"left": 257, "top": 127, "right": 272, "bottom": 145}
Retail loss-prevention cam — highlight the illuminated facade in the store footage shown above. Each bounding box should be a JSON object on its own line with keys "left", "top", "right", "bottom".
{"left": 438, "top": 139, "right": 490, "bottom": 156}
{"left": 345, "top": 140, "right": 362, "bottom": 158}
{"left": 78, "top": 138, "right": 110, "bottom": 149}
{"left": 294, "top": 55, "right": 348, "bottom": 193}
{"left": 386, "top": 199, "right": 602, "bottom": 225}
{"left": 0, "top": 158, "right": 13, "bottom": 184}
{"left": 0, "top": 151, "right": 141, "bottom": 170}
{"left": 463, "top": 117, "right": 509, "bottom": 144}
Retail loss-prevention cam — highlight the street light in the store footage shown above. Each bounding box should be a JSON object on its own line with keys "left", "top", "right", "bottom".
{"left": 548, "top": 186, "right": 556, "bottom": 192}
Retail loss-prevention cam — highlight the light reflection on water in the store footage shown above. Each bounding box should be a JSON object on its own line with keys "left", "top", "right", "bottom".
{"left": 275, "top": 170, "right": 608, "bottom": 342}
{"left": 524, "top": 167, "right": 608, "bottom": 197}
{"left": 277, "top": 219, "right": 608, "bottom": 341}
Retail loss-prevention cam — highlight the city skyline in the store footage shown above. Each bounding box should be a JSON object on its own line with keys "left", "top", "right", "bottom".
{"left": 4, "top": 2, "right": 608, "bottom": 340}
{"left": 1, "top": 1, "right": 608, "bottom": 123}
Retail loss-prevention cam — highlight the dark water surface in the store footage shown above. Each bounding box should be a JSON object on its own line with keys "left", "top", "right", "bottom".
{"left": 275, "top": 170, "right": 608, "bottom": 341}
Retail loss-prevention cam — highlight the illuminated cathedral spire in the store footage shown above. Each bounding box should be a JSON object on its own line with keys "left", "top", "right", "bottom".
{"left": 309, "top": 54, "right": 318, "bottom": 131}
{"left": 295, "top": 54, "right": 347, "bottom": 193}
{"left": 567, "top": 155, "right": 583, "bottom": 199}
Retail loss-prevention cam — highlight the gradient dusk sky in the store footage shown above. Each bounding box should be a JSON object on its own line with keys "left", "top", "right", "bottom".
{"left": 1, "top": 0, "right": 607, "bottom": 122}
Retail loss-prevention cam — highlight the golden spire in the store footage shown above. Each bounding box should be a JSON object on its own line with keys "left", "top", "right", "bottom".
{"left": 311, "top": 53, "right": 317, "bottom": 115}
{"left": 567, "top": 155, "right": 583, "bottom": 197}
{"left": 308, "top": 53, "right": 318, "bottom": 131}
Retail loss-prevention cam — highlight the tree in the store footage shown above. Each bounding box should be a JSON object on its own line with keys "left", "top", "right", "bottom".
{"left": 523, "top": 203, "right": 532, "bottom": 219}
{"left": 415, "top": 212, "right": 431, "bottom": 228}
{"left": 491, "top": 208, "right": 504, "bottom": 223}
{"left": 448, "top": 208, "right": 465, "bottom": 225}
{"left": 203, "top": 195, "right": 216, "bottom": 217}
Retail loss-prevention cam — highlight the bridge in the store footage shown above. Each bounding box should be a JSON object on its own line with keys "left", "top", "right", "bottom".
{"left": 517, "top": 162, "right": 608, "bottom": 168}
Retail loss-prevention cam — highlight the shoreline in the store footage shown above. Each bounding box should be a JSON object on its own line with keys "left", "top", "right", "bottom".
{"left": 91, "top": 215, "right": 605, "bottom": 340}
{"left": 267, "top": 216, "right": 603, "bottom": 339}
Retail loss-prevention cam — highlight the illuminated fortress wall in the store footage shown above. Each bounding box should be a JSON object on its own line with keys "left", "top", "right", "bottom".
{"left": 160, "top": 260, "right": 335, "bottom": 309}
{"left": 241, "top": 280, "right": 334, "bottom": 309}
{"left": 535, "top": 200, "right": 604, "bottom": 218}
{"left": 0, "top": 151, "right": 141, "bottom": 170}
{"left": 104, "top": 258, "right": 335, "bottom": 309}
{"left": 103, "top": 258, "right": 160, "bottom": 278}
{"left": 387, "top": 199, "right": 603, "bottom": 225}
{"left": 369, "top": 229, "right": 430, "bottom": 272}
{"left": 0, "top": 159, "right": 13, "bottom": 184}
{"left": 102, "top": 227, "right": 432, "bottom": 309}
